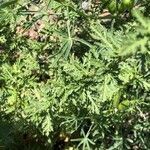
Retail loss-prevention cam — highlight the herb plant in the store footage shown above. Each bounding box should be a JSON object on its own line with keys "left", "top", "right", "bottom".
{"left": 0, "top": 0, "right": 149, "bottom": 149}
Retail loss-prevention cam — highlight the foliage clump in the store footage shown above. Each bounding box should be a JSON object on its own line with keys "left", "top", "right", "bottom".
{"left": 0, "top": 0, "right": 150, "bottom": 149}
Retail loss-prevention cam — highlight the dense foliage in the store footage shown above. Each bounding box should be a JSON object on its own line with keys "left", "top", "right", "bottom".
{"left": 0, "top": 0, "right": 150, "bottom": 149}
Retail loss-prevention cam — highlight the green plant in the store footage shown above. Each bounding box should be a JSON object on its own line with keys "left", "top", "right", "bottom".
{"left": 0, "top": 0, "right": 149, "bottom": 149}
